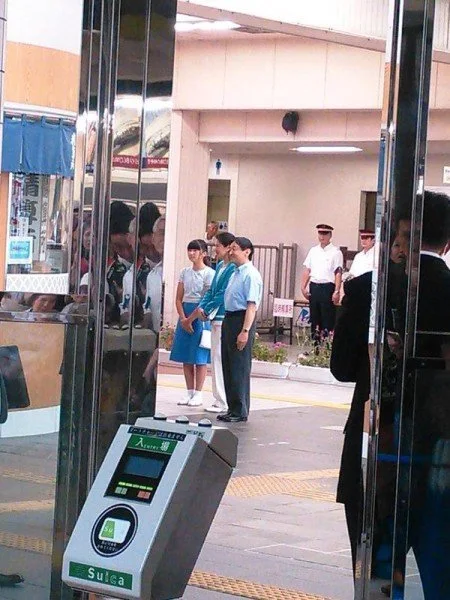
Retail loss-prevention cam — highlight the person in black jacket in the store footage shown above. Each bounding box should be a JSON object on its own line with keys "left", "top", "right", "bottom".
{"left": 396, "top": 191, "right": 450, "bottom": 599}
{"left": 331, "top": 236, "right": 406, "bottom": 578}
{"left": 332, "top": 269, "right": 372, "bottom": 573}
{"left": 333, "top": 190, "right": 450, "bottom": 598}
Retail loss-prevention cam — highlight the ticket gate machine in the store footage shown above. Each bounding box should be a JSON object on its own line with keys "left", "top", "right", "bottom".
{"left": 62, "top": 415, "right": 238, "bottom": 599}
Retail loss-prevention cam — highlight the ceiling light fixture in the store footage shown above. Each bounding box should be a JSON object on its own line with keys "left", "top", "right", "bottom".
{"left": 175, "top": 20, "right": 240, "bottom": 32}
{"left": 291, "top": 146, "right": 363, "bottom": 154}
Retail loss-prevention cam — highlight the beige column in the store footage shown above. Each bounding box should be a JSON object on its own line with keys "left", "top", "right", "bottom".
{"left": 163, "top": 110, "right": 210, "bottom": 325}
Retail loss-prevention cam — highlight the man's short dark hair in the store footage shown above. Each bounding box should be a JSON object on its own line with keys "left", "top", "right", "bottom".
{"left": 423, "top": 190, "right": 450, "bottom": 248}
{"left": 216, "top": 232, "right": 235, "bottom": 247}
{"left": 234, "top": 236, "right": 255, "bottom": 260}
{"left": 110, "top": 201, "right": 135, "bottom": 235}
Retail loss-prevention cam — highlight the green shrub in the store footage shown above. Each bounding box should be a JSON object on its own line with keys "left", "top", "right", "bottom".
{"left": 252, "top": 338, "right": 289, "bottom": 364}
{"left": 295, "top": 328, "right": 333, "bottom": 368}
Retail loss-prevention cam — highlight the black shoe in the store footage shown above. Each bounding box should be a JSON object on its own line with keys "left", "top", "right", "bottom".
{"left": 0, "top": 574, "right": 24, "bottom": 587}
{"left": 221, "top": 415, "right": 247, "bottom": 423}
{"left": 217, "top": 412, "right": 231, "bottom": 421}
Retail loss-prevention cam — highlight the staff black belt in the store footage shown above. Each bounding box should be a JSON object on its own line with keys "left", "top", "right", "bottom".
{"left": 225, "top": 310, "right": 246, "bottom": 317}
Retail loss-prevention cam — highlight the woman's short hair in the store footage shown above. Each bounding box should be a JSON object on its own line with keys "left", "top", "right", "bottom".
{"left": 215, "top": 232, "right": 235, "bottom": 247}
{"left": 234, "top": 236, "right": 254, "bottom": 260}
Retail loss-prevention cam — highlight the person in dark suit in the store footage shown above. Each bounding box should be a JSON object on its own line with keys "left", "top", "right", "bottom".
{"left": 395, "top": 190, "right": 450, "bottom": 599}
{"left": 333, "top": 190, "right": 450, "bottom": 598}
{"left": 331, "top": 269, "right": 372, "bottom": 572}
{"left": 331, "top": 237, "right": 406, "bottom": 579}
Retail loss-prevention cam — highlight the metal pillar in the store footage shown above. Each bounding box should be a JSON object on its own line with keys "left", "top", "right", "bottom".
{"left": 50, "top": 1, "right": 176, "bottom": 597}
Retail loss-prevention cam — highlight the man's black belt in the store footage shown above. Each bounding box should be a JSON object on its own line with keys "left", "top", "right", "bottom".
{"left": 225, "top": 310, "right": 246, "bottom": 317}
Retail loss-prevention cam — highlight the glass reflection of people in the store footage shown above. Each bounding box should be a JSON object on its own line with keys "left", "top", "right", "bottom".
{"left": 170, "top": 240, "right": 215, "bottom": 407}
{"left": 135, "top": 203, "right": 161, "bottom": 319}
{"left": 142, "top": 216, "right": 165, "bottom": 332}
{"left": 107, "top": 201, "right": 135, "bottom": 326}
{"left": 134, "top": 216, "right": 166, "bottom": 416}
{"left": 120, "top": 202, "right": 162, "bottom": 328}
{"left": 80, "top": 215, "right": 91, "bottom": 278}
{"left": 182, "top": 232, "right": 237, "bottom": 413}
{"left": 29, "top": 294, "right": 59, "bottom": 313}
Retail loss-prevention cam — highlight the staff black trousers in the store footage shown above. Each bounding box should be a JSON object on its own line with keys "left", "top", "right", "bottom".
{"left": 221, "top": 311, "right": 256, "bottom": 418}
{"left": 309, "top": 281, "right": 336, "bottom": 335}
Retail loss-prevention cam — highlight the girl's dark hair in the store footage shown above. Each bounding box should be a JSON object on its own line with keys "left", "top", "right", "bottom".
{"left": 187, "top": 239, "right": 210, "bottom": 266}
{"left": 234, "top": 236, "right": 254, "bottom": 260}
{"left": 216, "top": 232, "right": 235, "bottom": 247}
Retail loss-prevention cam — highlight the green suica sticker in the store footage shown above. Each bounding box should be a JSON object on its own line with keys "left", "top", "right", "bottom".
{"left": 127, "top": 434, "right": 177, "bottom": 454}
{"left": 69, "top": 561, "right": 133, "bottom": 590}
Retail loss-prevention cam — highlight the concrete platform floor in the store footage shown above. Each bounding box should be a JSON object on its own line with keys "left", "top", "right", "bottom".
{"left": 0, "top": 375, "right": 424, "bottom": 599}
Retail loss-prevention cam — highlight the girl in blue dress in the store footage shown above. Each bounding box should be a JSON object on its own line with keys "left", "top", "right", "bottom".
{"left": 170, "top": 239, "right": 215, "bottom": 406}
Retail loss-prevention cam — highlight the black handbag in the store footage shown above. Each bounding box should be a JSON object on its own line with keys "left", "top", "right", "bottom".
{"left": 0, "top": 346, "right": 31, "bottom": 409}
{"left": 0, "top": 373, "right": 7, "bottom": 424}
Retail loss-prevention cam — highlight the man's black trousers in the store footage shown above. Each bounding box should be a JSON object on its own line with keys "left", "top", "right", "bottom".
{"left": 221, "top": 311, "right": 255, "bottom": 418}
{"left": 309, "top": 281, "right": 336, "bottom": 334}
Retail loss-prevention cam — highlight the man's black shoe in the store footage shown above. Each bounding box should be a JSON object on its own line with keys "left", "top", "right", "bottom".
{"left": 220, "top": 415, "right": 247, "bottom": 423}
{"left": 216, "top": 412, "right": 231, "bottom": 421}
{"left": 0, "top": 574, "right": 24, "bottom": 587}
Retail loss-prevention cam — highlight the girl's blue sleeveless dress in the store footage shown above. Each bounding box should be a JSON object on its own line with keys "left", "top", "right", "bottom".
{"left": 169, "top": 266, "right": 215, "bottom": 365}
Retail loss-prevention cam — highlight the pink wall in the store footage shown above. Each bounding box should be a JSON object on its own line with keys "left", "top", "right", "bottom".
{"left": 218, "top": 152, "right": 450, "bottom": 265}
{"left": 232, "top": 153, "right": 377, "bottom": 260}
{"left": 173, "top": 37, "right": 450, "bottom": 111}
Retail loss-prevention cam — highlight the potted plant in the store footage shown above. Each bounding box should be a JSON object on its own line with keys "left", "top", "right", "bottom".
{"left": 158, "top": 324, "right": 176, "bottom": 365}
{"left": 251, "top": 337, "right": 291, "bottom": 379}
{"left": 288, "top": 329, "right": 336, "bottom": 384}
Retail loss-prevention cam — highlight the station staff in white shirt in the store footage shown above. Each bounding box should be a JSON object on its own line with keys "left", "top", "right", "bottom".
{"left": 349, "top": 229, "right": 376, "bottom": 278}
{"left": 301, "top": 224, "right": 343, "bottom": 336}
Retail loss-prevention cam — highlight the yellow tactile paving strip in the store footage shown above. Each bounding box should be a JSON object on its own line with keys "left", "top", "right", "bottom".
{"left": 0, "top": 499, "right": 54, "bottom": 514}
{"left": 157, "top": 379, "right": 349, "bottom": 410}
{"left": 189, "top": 571, "right": 331, "bottom": 599}
{"left": 0, "top": 468, "right": 55, "bottom": 485}
{"left": 226, "top": 469, "right": 338, "bottom": 501}
{"left": 273, "top": 469, "right": 339, "bottom": 480}
{"left": 0, "top": 531, "right": 52, "bottom": 555}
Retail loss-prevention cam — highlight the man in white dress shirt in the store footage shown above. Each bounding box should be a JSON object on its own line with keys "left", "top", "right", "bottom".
{"left": 349, "top": 229, "right": 376, "bottom": 278}
{"left": 301, "top": 224, "right": 343, "bottom": 336}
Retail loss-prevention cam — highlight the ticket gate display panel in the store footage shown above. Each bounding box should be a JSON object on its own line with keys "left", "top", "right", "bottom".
{"left": 62, "top": 416, "right": 238, "bottom": 599}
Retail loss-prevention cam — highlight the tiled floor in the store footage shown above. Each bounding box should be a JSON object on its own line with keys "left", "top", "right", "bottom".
{"left": 0, "top": 375, "right": 424, "bottom": 599}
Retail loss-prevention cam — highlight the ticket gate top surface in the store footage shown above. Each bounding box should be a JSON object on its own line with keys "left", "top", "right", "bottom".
{"left": 62, "top": 415, "right": 237, "bottom": 599}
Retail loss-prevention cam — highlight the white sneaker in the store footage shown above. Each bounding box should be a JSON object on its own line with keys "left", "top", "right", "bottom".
{"left": 178, "top": 390, "right": 194, "bottom": 406}
{"left": 188, "top": 392, "right": 203, "bottom": 407}
{"left": 205, "top": 404, "right": 222, "bottom": 413}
